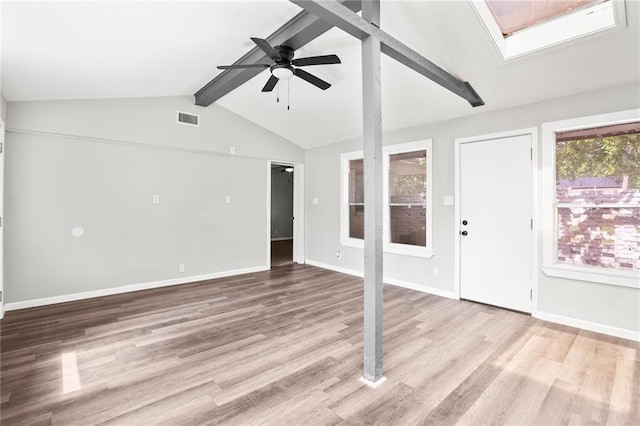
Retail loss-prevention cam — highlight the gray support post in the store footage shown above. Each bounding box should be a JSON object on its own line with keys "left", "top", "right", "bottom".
{"left": 361, "top": 0, "right": 384, "bottom": 386}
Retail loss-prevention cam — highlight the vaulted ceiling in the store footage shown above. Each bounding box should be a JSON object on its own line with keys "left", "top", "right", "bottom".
{"left": 2, "top": 1, "right": 639, "bottom": 148}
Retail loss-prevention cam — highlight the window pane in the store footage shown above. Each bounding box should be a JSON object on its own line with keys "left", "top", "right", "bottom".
{"left": 389, "top": 150, "right": 426, "bottom": 204}
{"left": 349, "top": 159, "right": 364, "bottom": 204}
{"left": 485, "top": 0, "right": 603, "bottom": 36}
{"left": 349, "top": 205, "right": 364, "bottom": 239}
{"left": 557, "top": 207, "right": 640, "bottom": 270}
{"left": 389, "top": 150, "right": 426, "bottom": 246}
{"left": 556, "top": 123, "right": 640, "bottom": 198}
{"left": 390, "top": 205, "right": 426, "bottom": 247}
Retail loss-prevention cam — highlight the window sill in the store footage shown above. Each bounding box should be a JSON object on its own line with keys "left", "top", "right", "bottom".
{"left": 340, "top": 238, "right": 434, "bottom": 259}
{"left": 542, "top": 264, "right": 640, "bottom": 289}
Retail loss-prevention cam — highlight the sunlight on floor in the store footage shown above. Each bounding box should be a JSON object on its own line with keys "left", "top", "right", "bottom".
{"left": 61, "top": 352, "right": 82, "bottom": 394}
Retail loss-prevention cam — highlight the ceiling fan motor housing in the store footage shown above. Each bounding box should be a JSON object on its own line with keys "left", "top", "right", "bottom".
{"left": 275, "top": 45, "right": 294, "bottom": 63}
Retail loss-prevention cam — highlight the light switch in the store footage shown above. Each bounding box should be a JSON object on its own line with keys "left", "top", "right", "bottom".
{"left": 225, "top": 196, "right": 231, "bottom": 204}
{"left": 312, "top": 197, "right": 319, "bottom": 205}
{"left": 229, "top": 146, "right": 236, "bottom": 155}
{"left": 444, "top": 195, "right": 454, "bottom": 206}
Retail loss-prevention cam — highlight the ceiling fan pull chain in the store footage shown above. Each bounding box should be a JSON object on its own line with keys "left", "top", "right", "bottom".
{"left": 287, "top": 78, "right": 290, "bottom": 111}
{"left": 277, "top": 81, "right": 280, "bottom": 103}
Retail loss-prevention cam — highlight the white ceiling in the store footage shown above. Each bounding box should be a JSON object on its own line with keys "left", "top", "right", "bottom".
{"left": 3, "top": 1, "right": 639, "bottom": 149}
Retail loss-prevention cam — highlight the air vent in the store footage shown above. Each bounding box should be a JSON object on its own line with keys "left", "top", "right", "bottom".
{"left": 177, "top": 111, "right": 199, "bottom": 127}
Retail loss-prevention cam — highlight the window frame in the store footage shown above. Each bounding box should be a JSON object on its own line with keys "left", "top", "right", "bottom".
{"left": 470, "top": 0, "right": 626, "bottom": 61}
{"left": 541, "top": 109, "right": 640, "bottom": 288}
{"left": 340, "top": 140, "right": 434, "bottom": 258}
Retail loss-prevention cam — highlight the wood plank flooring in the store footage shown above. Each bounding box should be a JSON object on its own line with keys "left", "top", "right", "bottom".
{"left": 1, "top": 264, "right": 638, "bottom": 425}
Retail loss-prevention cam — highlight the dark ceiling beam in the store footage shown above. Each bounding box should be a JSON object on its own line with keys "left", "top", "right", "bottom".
{"left": 194, "top": 0, "right": 362, "bottom": 107}
{"left": 289, "top": 0, "right": 484, "bottom": 107}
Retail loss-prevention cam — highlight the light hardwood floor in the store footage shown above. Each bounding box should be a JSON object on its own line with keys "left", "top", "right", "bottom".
{"left": 1, "top": 264, "right": 638, "bottom": 425}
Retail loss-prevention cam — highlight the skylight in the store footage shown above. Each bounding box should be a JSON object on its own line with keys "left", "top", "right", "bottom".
{"left": 471, "top": 0, "right": 626, "bottom": 60}
{"left": 485, "top": 0, "right": 603, "bottom": 36}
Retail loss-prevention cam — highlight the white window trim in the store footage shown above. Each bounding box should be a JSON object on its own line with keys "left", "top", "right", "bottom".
{"left": 541, "top": 109, "right": 640, "bottom": 289}
{"left": 470, "top": 0, "right": 626, "bottom": 61}
{"left": 340, "top": 140, "right": 434, "bottom": 258}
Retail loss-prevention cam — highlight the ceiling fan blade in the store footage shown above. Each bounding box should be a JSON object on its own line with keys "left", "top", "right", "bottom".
{"left": 292, "top": 54, "right": 341, "bottom": 67}
{"left": 251, "top": 37, "right": 281, "bottom": 62}
{"left": 217, "top": 64, "right": 270, "bottom": 70}
{"left": 294, "top": 68, "right": 331, "bottom": 90}
{"left": 261, "top": 75, "right": 279, "bottom": 92}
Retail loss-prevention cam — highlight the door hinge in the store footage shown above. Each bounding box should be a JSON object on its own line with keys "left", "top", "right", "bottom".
{"left": 530, "top": 148, "right": 533, "bottom": 160}
{"left": 0, "top": 142, "right": 3, "bottom": 154}
{"left": 531, "top": 218, "right": 533, "bottom": 229}
{"left": 530, "top": 289, "right": 532, "bottom": 300}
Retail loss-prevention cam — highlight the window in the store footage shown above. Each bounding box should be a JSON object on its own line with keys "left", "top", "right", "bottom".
{"left": 348, "top": 158, "right": 364, "bottom": 239}
{"left": 471, "top": 0, "right": 625, "bottom": 60}
{"left": 340, "top": 140, "right": 433, "bottom": 258}
{"left": 541, "top": 110, "right": 640, "bottom": 288}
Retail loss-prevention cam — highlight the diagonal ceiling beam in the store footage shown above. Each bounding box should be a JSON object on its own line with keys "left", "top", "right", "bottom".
{"left": 289, "top": 0, "right": 484, "bottom": 107}
{"left": 194, "top": 0, "right": 362, "bottom": 107}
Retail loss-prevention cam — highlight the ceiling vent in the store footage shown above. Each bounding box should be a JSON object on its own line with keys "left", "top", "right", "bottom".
{"left": 177, "top": 111, "right": 199, "bottom": 127}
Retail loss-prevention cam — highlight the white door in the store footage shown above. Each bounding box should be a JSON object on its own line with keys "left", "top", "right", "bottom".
{"left": 459, "top": 134, "right": 533, "bottom": 313}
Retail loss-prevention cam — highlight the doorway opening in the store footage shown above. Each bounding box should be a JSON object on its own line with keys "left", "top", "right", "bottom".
{"left": 270, "top": 163, "right": 295, "bottom": 267}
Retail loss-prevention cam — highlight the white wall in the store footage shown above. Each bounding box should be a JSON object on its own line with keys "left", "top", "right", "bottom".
{"left": 271, "top": 168, "right": 293, "bottom": 240}
{"left": 5, "top": 96, "right": 303, "bottom": 304}
{"left": 305, "top": 82, "right": 640, "bottom": 336}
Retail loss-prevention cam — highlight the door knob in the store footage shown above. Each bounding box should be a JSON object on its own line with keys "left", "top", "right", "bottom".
{"left": 462, "top": 220, "right": 468, "bottom": 226}
{"left": 461, "top": 230, "right": 468, "bottom": 236}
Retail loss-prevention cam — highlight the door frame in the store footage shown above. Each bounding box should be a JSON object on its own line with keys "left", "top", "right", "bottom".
{"left": 454, "top": 127, "right": 539, "bottom": 312}
{"left": 0, "top": 119, "right": 4, "bottom": 319}
{"left": 266, "top": 160, "right": 305, "bottom": 267}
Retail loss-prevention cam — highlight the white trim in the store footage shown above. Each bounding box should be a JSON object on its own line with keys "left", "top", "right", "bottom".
{"left": 542, "top": 264, "right": 640, "bottom": 289}
{"left": 306, "top": 259, "right": 362, "bottom": 278}
{"left": 4, "top": 266, "right": 268, "bottom": 311}
{"left": 454, "top": 127, "right": 539, "bottom": 311}
{"left": 540, "top": 109, "right": 640, "bottom": 289}
{"left": 305, "top": 259, "right": 456, "bottom": 299}
{"left": 266, "top": 161, "right": 273, "bottom": 268}
{"left": 470, "top": 0, "right": 625, "bottom": 61}
{"left": 359, "top": 376, "right": 387, "bottom": 388}
{"left": 271, "top": 237, "right": 293, "bottom": 242}
{"left": 384, "top": 276, "right": 457, "bottom": 300}
{"left": 534, "top": 310, "right": 640, "bottom": 342}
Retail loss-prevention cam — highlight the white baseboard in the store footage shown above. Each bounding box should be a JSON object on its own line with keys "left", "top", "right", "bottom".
{"left": 305, "top": 259, "right": 457, "bottom": 300}
{"left": 533, "top": 310, "right": 640, "bottom": 342}
{"left": 271, "top": 237, "right": 293, "bottom": 241}
{"left": 4, "top": 266, "right": 269, "bottom": 312}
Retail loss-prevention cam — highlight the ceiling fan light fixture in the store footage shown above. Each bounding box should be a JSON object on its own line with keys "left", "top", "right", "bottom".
{"left": 271, "top": 65, "right": 294, "bottom": 80}
{"left": 284, "top": 167, "right": 294, "bottom": 173}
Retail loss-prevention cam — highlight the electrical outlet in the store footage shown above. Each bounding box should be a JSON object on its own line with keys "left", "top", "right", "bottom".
{"left": 153, "top": 195, "right": 160, "bottom": 204}
{"left": 336, "top": 251, "right": 341, "bottom": 259}
{"left": 275, "top": 229, "right": 278, "bottom": 235}
{"left": 179, "top": 264, "right": 185, "bottom": 273}
{"left": 432, "top": 267, "right": 439, "bottom": 276}
{"left": 225, "top": 196, "right": 231, "bottom": 204}
{"left": 230, "top": 146, "right": 236, "bottom": 155}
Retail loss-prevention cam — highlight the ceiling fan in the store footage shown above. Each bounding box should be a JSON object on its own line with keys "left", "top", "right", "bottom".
{"left": 217, "top": 37, "right": 341, "bottom": 93}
